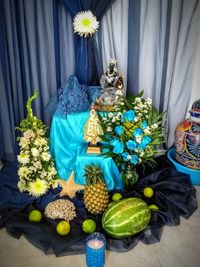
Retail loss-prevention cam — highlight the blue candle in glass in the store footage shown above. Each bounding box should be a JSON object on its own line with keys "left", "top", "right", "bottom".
{"left": 86, "top": 232, "right": 106, "bottom": 267}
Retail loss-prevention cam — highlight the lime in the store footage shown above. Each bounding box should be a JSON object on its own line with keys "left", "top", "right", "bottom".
{"left": 56, "top": 220, "right": 71, "bottom": 236}
{"left": 28, "top": 210, "right": 42, "bottom": 222}
{"left": 149, "top": 204, "right": 159, "bottom": 211}
{"left": 112, "top": 193, "right": 123, "bottom": 202}
{"left": 143, "top": 187, "right": 154, "bottom": 198}
{"left": 82, "top": 219, "right": 96, "bottom": 234}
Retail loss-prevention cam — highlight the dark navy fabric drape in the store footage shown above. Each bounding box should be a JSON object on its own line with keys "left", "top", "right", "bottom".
{"left": 61, "top": 0, "right": 115, "bottom": 85}
{"left": 127, "top": 0, "right": 140, "bottom": 96}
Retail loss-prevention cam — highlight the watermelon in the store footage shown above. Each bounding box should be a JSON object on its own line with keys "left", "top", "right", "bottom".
{"left": 102, "top": 197, "right": 151, "bottom": 239}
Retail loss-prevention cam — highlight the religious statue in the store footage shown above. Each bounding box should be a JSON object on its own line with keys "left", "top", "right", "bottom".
{"left": 84, "top": 106, "right": 104, "bottom": 154}
{"left": 94, "top": 58, "right": 124, "bottom": 111}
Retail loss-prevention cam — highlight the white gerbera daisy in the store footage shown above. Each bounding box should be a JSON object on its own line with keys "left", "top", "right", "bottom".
{"left": 18, "top": 166, "right": 30, "bottom": 178}
{"left": 41, "top": 152, "right": 51, "bottom": 161}
{"left": 17, "top": 153, "right": 30, "bottom": 164}
{"left": 29, "top": 179, "right": 48, "bottom": 197}
{"left": 73, "top": 11, "right": 99, "bottom": 37}
{"left": 34, "top": 137, "right": 47, "bottom": 146}
{"left": 19, "top": 137, "right": 29, "bottom": 148}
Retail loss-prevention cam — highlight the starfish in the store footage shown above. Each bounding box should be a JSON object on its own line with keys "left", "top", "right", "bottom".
{"left": 58, "top": 171, "right": 84, "bottom": 198}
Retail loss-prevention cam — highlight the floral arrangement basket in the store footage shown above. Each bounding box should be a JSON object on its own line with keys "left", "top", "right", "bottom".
{"left": 99, "top": 92, "right": 165, "bottom": 188}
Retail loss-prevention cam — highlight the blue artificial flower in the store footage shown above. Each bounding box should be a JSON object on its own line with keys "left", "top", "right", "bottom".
{"left": 130, "top": 154, "right": 139, "bottom": 165}
{"left": 122, "top": 152, "right": 130, "bottom": 161}
{"left": 109, "top": 138, "right": 118, "bottom": 146}
{"left": 122, "top": 110, "right": 135, "bottom": 122}
{"left": 133, "top": 128, "right": 143, "bottom": 137}
{"left": 142, "top": 120, "right": 148, "bottom": 129}
{"left": 126, "top": 140, "right": 137, "bottom": 150}
{"left": 138, "top": 135, "right": 152, "bottom": 149}
{"left": 115, "top": 125, "right": 124, "bottom": 136}
{"left": 113, "top": 140, "right": 124, "bottom": 154}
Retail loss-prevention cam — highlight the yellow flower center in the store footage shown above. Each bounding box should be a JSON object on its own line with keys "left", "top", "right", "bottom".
{"left": 82, "top": 18, "right": 91, "bottom": 26}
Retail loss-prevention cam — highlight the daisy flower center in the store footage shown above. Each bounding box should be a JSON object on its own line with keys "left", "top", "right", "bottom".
{"left": 82, "top": 18, "right": 91, "bottom": 26}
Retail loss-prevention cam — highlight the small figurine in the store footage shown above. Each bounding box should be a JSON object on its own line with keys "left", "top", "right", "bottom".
{"left": 96, "top": 59, "right": 124, "bottom": 111}
{"left": 84, "top": 106, "right": 104, "bottom": 154}
{"left": 100, "top": 58, "right": 119, "bottom": 88}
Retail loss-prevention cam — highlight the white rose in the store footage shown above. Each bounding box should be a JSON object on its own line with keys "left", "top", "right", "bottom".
{"left": 31, "top": 147, "right": 39, "bottom": 157}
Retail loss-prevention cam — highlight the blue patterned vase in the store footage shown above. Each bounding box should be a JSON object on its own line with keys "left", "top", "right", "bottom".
{"left": 175, "top": 99, "right": 200, "bottom": 169}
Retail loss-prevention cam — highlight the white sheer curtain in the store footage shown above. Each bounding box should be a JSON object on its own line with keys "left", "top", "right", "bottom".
{"left": 139, "top": 0, "right": 168, "bottom": 107}
{"left": 187, "top": 35, "right": 200, "bottom": 115}
{"left": 163, "top": 0, "right": 200, "bottom": 146}
{"left": 99, "top": 0, "right": 200, "bottom": 147}
{"left": 97, "top": 0, "right": 129, "bottom": 92}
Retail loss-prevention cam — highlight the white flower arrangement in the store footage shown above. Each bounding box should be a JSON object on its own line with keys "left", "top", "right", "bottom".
{"left": 16, "top": 91, "right": 58, "bottom": 197}
{"left": 73, "top": 10, "right": 99, "bottom": 37}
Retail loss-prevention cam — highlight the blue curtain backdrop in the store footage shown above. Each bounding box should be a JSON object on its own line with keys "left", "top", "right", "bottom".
{"left": 0, "top": 0, "right": 74, "bottom": 162}
{"left": 0, "top": 0, "right": 200, "bottom": 162}
{"left": 61, "top": 0, "right": 115, "bottom": 85}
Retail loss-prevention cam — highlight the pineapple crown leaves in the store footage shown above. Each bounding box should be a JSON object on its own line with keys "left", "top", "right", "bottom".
{"left": 16, "top": 90, "right": 47, "bottom": 134}
{"left": 84, "top": 163, "right": 105, "bottom": 185}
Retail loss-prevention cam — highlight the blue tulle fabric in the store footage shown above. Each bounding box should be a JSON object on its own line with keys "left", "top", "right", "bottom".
{"left": 45, "top": 75, "right": 101, "bottom": 117}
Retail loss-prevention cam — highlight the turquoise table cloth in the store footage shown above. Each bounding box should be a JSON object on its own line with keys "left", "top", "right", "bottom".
{"left": 50, "top": 112, "right": 123, "bottom": 190}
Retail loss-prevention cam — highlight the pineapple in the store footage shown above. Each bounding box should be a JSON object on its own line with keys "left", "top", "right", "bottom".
{"left": 84, "top": 164, "right": 109, "bottom": 215}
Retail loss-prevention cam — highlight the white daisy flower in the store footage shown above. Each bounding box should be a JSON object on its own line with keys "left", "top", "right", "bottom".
{"left": 41, "top": 152, "right": 51, "bottom": 161}
{"left": 73, "top": 11, "right": 99, "bottom": 37}
{"left": 29, "top": 179, "right": 48, "bottom": 197}
{"left": 19, "top": 137, "right": 29, "bottom": 148}
{"left": 17, "top": 153, "right": 30, "bottom": 164}
{"left": 34, "top": 137, "right": 47, "bottom": 146}
{"left": 18, "top": 166, "right": 30, "bottom": 178}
